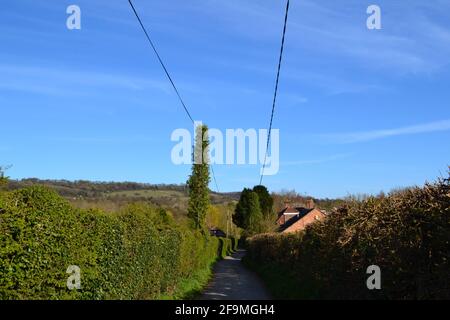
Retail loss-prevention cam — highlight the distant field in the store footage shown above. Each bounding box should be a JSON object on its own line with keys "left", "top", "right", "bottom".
{"left": 107, "top": 189, "right": 235, "bottom": 203}
{"left": 6, "top": 179, "right": 239, "bottom": 217}
{"left": 108, "top": 189, "right": 187, "bottom": 198}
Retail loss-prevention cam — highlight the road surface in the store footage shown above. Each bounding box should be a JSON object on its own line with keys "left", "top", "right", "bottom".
{"left": 199, "top": 249, "right": 272, "bottom": 300}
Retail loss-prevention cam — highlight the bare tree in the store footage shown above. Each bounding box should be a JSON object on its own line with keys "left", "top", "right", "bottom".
{"left": 0, "top": 164, "right": 12, "bottom": 187}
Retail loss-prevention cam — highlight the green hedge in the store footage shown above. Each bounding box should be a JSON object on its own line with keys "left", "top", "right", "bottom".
{"left": 217, "top": 237, "right": 236, "bottom": 259}
{"left": 246, "top": 175, "right": 450, "bottom": 299}
{"left": 231, "top": 237, "right": 239, "bottom": 251}
{"left": 0, "top": 186, "right": 220, "bottom": 299}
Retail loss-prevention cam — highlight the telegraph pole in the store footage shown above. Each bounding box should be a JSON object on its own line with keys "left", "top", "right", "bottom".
{"left": 226, "top": 208, "right": 229, "bottom": 239}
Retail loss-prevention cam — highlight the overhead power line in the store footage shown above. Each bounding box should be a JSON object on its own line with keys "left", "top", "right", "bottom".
{"left": 210, "top": 165, "right": 220, "bottom": 193}
{"left": 127, "top": 0, "right": 219, "bottom": 192}
{"left": 259, "top": 0, "right": 290, "bottom": 186}
{"left": 127, "top": 0, "right": 195, "bottom": 124}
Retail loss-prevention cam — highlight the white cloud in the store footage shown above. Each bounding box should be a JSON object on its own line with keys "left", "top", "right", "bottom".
{"left": 320, "top": 119, "right": 450, "bottom": 144}
{"left": 282, "top": 153, "right": 353, "bottom": 166}
{"left": 0, "top": 64, "right": 171, "bottom": 96}
{"left": 199, "top": 0, "right": 450, "bottom": 74}
{"left": 45, "top": 135, "right": 156, "bottom": 144}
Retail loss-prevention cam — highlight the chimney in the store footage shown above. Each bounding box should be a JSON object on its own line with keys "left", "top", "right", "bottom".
{"left": 283, "top": 199, "right": 292, "bottom": 208}
{"left": 306, "top": 199, "right": 315, "bottom": 209}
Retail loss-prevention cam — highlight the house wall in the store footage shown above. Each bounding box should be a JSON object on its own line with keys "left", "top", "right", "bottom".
{"left": 282, "top": 208, "right": 326, "bottom": 233}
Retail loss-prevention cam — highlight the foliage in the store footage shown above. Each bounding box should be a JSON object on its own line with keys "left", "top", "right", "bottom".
{"left": 253, "top": 185, "right": 276, "bottom": 233}
{"left": 233, "top": 188, "right": 252, "bottom": 229}
{"left": 187, "top": 125, "right": 211, "bottom": 229}
{"left": 5, "top": 179, "right": 238, "bottom": 219}
{"left": 246, "top": 174, "right": 450, "bottom": 299}
{"left": 217, "top": 237, "right": 235, "bottom": 259}
{"left": 0, "top": 167, "right": 9, "bottom": 190}
{"left": 252, "top": 185, "right": 274, "bottom": 219}
{"left": 247, "top": 192, "right": 263, "bottom": 235}
{"left": 206, "top": 205, "right": 220, "bottom": 229}
{"left": 6, "top": 179, "right": 190, "bottom": 197}
{"left": 206, "top": 203, "right": 240, "bottom": 238}
{"left": 233, "top": 189, "right": 263, "bottom": 236}
{"left": 271, "top": 189, "right": 346, "bottom": 213}
{"left": 0, "top": 186, "right": 226, "bottom": 299}
{"left": 230, "top": 237, "right": 239, "bottom": 251}
{"left": 242, "top": 257, "right": 305, "bottom": 299}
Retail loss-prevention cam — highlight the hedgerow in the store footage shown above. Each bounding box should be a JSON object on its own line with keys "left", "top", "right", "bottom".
{"left": 246, "top": 175, "right": 450, "bottom": 299}
{"left": 0, "top": 186, "right": 222, "bottom": 299}
{"left": 231, "top": 237, "right": 239, "bottom": 251}
{"left": 217, "top": 237, "right": 235, "bottom": 259}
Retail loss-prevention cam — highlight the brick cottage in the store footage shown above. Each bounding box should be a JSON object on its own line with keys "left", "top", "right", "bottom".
{"left": 276, "top": 202, "right": 327, "bottom": 233}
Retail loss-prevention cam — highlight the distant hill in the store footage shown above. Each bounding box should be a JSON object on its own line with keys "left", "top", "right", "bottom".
{"left": 6, "top": 178, "right": 341, "bottom": 215}
{"left": 6, "top": 179, "right": 240, "bottom": 217}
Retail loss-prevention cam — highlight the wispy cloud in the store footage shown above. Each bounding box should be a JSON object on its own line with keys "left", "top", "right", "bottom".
{"left": 229, "top": 177, "right": 283, "bottom": 186}
{"left": 284, "top": 70, "right": 385, "bottom": 95}
{"left": 200, "top": 0, "right": 450, "bottom": 75}
{"left": 0, "top": 64, "right": 170, "bottom": 97}
{"left": 282, "top": 153, "right": 353, "bottom": 166}
{"left": 320, "top": 120, "right": 450, "bottom": 144}
{"left": 43, "top": 135, "right": 156, "bottom": 144}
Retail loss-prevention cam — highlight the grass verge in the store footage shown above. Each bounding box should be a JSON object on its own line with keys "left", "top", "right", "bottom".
{"left": 163, "top": 245, "right": 239, "bottom": 300}
{"left": 158, "top": 259, "right": 218, "bottom": 300}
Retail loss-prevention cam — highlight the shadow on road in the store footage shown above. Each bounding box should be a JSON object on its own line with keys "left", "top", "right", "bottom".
{"left": 198, "top": 249, "right": 272, "bottom": 300}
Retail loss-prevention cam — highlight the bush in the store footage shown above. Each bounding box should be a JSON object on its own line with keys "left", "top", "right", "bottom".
{"left": 0, "top": 186, "right": 222, "bottom": 299}
{"left": 231, "top": 237, "right": 239, "bottom": 251}
{"left": 246, "top": 175, "right": 450, "bottom": 299}
{"left": 217, "top": 237, "right": 236, "bottom": 259}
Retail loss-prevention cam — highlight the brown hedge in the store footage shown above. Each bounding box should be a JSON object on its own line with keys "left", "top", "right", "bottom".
{"left": 246, "top": 175, "right": 450, "bottom": 299}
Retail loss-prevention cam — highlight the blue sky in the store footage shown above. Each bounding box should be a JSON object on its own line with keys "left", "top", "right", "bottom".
{"left": 1, "top": 0, "right": 449, "bottom": 198}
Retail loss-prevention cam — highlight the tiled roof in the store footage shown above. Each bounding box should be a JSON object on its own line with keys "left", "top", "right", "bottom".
{"left": 278, "top": 206, "right": 300, "bottom": 216}
{"left": 278, "top": 207, "right": 314, "bottom": 231}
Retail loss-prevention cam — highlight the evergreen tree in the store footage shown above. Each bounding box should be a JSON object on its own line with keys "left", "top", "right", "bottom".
{"left": 252, "top": 185, "right": 274, "bottom": 219}
{"left": 187, "top": 125, "right": 211, "bottom": 229}
{"left": 233, "top": 188, "right": 263, "bottom": 236}
{"left": 233, "top": 188, "right": 252, "bottom": 228}
{"left": 246, "top": 191, "right": 263, "bottom": 235}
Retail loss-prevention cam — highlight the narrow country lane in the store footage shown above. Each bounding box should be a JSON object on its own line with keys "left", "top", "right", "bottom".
{"left": 199, "top": 249, "right": 272, "bottom": 300}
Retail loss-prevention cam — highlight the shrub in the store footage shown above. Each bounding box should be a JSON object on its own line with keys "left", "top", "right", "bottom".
{"left": 217, "top": 237, "right": 235, "bottom": 259}
{"left": 0, "top": 186, "right": 222, "bottom": 299}
{"left": 231, "top": 237, "right": 239, "bottom": 251}
{"left": 246, "top": 175, "right": 450, "bottom": 299}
